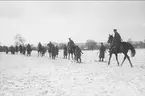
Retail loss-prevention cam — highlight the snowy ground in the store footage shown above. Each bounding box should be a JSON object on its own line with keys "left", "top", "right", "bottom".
{"left": 0, "top": 49, "right": 145, "bottom": 96}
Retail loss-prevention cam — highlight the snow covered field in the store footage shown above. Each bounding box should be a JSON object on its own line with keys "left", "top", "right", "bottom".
{"left": 0, "top": 49, "right": 145, "bottom": 96}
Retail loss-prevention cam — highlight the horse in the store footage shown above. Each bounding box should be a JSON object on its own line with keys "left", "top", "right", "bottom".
{"left": 107, "top": 34, "right": 136, "bottom": 67}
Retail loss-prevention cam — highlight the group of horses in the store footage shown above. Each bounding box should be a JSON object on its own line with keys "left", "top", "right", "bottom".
{"left": 4, "top": 34, "right": 136, "bottom": 67}
{"left": 37, "top": 43, "right": 59, "bottom": 59}
{"left": 37, "top": 42, "right": 83, "bottom": 63}
{"left": 67, "top": 45, "right": 83, "bottom": 63}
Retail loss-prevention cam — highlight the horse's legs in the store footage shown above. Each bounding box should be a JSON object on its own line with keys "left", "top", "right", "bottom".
{"left": 115, "top": 54, "right": 119, "bottom": 66}
{"left": 121, "top": 54, "right": 127, "bottom": 66}
{"left": 126, "top": 54, "right": 133, "bottom": 68}
{"left": 108, "top": 53, "right": 112, "bottom": 65}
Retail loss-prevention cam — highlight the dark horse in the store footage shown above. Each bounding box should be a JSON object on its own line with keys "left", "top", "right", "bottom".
{"left": 107, "top": 34, "right": 136, "bottom": 67}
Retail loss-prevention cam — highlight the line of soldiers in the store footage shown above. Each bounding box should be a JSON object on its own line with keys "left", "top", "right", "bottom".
{"left": 4, "top": 29, "right": 122, "bottom": 62}
{"left": 5, "top": 43, "right": 32, "bottom": 56}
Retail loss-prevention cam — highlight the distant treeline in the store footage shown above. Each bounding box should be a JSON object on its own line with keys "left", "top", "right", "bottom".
{"left": 0, "top": 41, "right": 144, "bottom": 52}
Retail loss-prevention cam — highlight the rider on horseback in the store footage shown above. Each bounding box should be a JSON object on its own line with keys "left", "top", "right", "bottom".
{"left": 111, "top": 29, "right": 122, "bottom": 52}
{"left": 38, "top": 42, "right": 42, "bottom": 48}
{"left": 68, "top": 38, "right": 75, "bottom": 48}
{"left": 47, "top": 41, "right": 53, "bottom": 48}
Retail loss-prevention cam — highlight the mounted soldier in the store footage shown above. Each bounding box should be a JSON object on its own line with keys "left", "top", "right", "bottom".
{"left": 68, "top": 38, "right": 75, "bottom": 49}
{"left": 38, "top": 42, "right": 42, "bottom": 49}
{"left": 111, "top": 29, "right": 122, "bottom": 52}
{"left": 67, "top": 38, "right": 75, "bottom": 59}
{"left": 107, "top": 29, "right": 136, "bottom": 67}
{"left": 47, "top": 41, "right": 53, "bottom": 50}
{"left": 99, "top": 43, "right": 106, "bottom": 62}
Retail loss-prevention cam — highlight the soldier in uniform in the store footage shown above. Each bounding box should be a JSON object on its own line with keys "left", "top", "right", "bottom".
{"left": 74, "top": 45, "right": 83, "bottom": 63}
{"left": 63, "top": 45, "right": 68, "bottom": 59}
{"left": 27, "top": 43, "right": 32, "bottom": 56}
{"left": 99, "top": 43, "right": 106, "bottom": 62}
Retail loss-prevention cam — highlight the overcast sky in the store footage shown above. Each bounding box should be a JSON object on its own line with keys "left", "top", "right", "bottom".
{"left": 0, "top": 1, "right": 145, "bottom": 46}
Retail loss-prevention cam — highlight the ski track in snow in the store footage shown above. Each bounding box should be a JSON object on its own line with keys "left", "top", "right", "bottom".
{"left": 0, "top": 49, "right": 145, "bottom": 96}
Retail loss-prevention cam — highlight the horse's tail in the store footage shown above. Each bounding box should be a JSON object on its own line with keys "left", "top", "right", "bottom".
{"left": 127, "top": 42, "right": 136, "bottom": 57}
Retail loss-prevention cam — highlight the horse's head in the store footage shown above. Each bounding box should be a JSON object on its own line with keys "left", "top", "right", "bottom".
{"left": 107, "top": 34, "right": 114, "bottom": 44}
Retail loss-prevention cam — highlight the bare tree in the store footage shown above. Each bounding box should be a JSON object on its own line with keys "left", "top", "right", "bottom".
{"left": 85, "top": 39, "right": 96, "bottom": 50}
{"left": 14, "top": 34, "right": 26, "bottom": 46}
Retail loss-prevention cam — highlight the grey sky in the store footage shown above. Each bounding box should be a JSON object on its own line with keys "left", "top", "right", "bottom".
{"left": 0, "top": 1, "right": 145, "bottom": 46}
